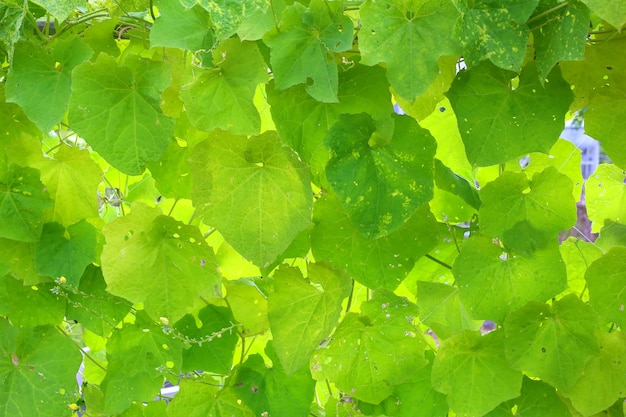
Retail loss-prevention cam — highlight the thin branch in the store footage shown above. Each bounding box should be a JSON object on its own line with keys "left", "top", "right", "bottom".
{"left": 424, "top": 253, "right": 453, "bottom": 270}
{"left": 56, "top": 325, "right": 107, "bottom": 372}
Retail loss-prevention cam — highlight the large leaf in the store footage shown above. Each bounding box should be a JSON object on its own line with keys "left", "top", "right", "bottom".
{"left": 0, "top": 165, "right": 52, "bottom": 242}
{"left": 358, "top": 0, "right": 461, "bottom": 101}
{"left": 193, "top": 0, "right": 269, "bottom": 40}
{"left": 30, "top": 0, "right": 83, "bottom": 21}
{"left": 586, "top": 164, "right": 626, "bottom": 233}
{"left": 101, "top": 204, "right": 222, "bottom": 323}
{"left": 5, "top": 37, "right": 92, "bottom": 132}
{"left": 311, "top": 291, "right": 427, "bottom": 403}
{"left": 431, "top": 330, "right": 523, "bottom": 417}
{"left": 452, "top": 237, "right": 567, "bottom": 323}
{"left": 150, "top": 0, "right": 215, "bottom": 51}
{"left": 585, "top": 247, "right": 626, "bottom": 327}
{"left": 0, "top": 319, "right": 82, "bottom": 417}
{"left": 447, "top": 61, "right": 573, "bottom": 166}
{"left": 581, "top": 0, "right": 626, "bottom": 30}
{"left": 325, "top": 113, "right": 436, "bottom": 239}
{"left": 180, "top": 39, "right": 268, "bottom": 135}
{"left": 190, "top": 131, "right": 312, "bottom": 268}
{"left": 167, "top": 379, "right": 254, "bottom": 417}
{"left": 263, "top": 0, "right": 353, "bottom": 102}
{"left": 503, "top": 294, "right": 600, "bottom": 391}
{"left": 416, "top": 281, "right": 476, "bottom": 340}
{"left": 311, "top": 194, "right": 439, "bottom": 290}
{"left": 454, "top": 0, "right": 538, "bottom": 71}
{"left": 484, "top": 377, "right": 572, "bottom": 417}
{"left": 68, "top": 54, "right": 175, "bottom": 175}
{"left": 268, "top": 263, "right": 352, "bottom": 374}
{"left": 0, "top": 275, "right": 66, "bottom": 328}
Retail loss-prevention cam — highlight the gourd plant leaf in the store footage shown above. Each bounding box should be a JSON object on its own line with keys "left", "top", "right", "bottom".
{"left": 447, "top": 61, "right": 573, "bottom": 167}
{"left": 180, "top": 38, "right": 268, "bottom": 135}
{"left": 0, "top": 319, "right": 83, "bottom": 417}
{"left": 167, "top": 378, "right": 254, "bottom": 417}
{"left": 431, "top": 330, "right": 523, "bottom": 417}
{"left": 190, "top": 130, "right": 312, "bottom": 268}
{"left": 503, "top": 294, "right": 600, "bottom": 392}
{"left": 484, "top": 377, "right": 572, "bottom": 417}
{"left": 584, "top": 247, "right": 626, "bottom": 327}
{"left": 263, "top": 0, "right": 354, "bottom": 103}
{"left": 101, "top": 203, "right": 222, "bottom": 324}
{"left": 194, "top": 0, "right": 269, "bottom": 40}
{"left": 452, "top": 236, "right": 567, "bottom": 323}
{"left": 585, "top": 164, "right": 626, "bottom": 233}
{"left": 358, "top": 0, "right": 461, "bottom": 101}
{"left": 5, "top": 37, "right": 92, "bottom": 132}
{"left": 0, "top": 275, "right": 66, "bottom": 328}
{"left": 416, "top": 281, "right": 477, "bottom": 340}
{"left": 268, "top": 263, "right": 352, "bottom": 375}
{"left": 580, "top": 0, "right": 626, "bottom": 30}
{"left": 68, "top": 54, "right": 175, "bottom": 176}
{"left": 324, "top": 113, "right": 436, "bottom": 239}
{"left": 30, "top": 0, "right": 84, "bottom": 22}
{"left": 150, "top": 0, "right": 215, "bottom": 51}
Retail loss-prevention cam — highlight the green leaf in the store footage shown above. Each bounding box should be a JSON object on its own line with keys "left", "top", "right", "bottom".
{"left": 447, "top": 61, "right": 573, "bottom": 167}
{"left": 0, "top": 275, "right": 66, "bottom": 327}
{"left": 325, "top": 113, "right": 436, "bottom": 239}
{"left": 34, "top": 221, "right": 97, "bottom": 286}
{"left": 581, "top": 0, "right": 626, "bottom": 30}
{"left": 586, "top": 94, "right": 626, "bottom": 170}
{"left": 485, "top": 377, "right": 572, "bottom": 417}
{"left": 101, "top": 319, "right": 183, "bottom": 414}
{"left": 168, "top": 378, "right": 254, "bottom": 417}
{"left": 68, "top": 54, "right": 175, "bottom": 175}
{"left": 65, "top": 265, "right": 132, "bottom": 337}
{"left": 195, "top": 0, "right": 270, "bottom": 40}
{"left": 586, "top": 164, "right": 626, "bottom": 233}
{"left": 0, "top": 239, "right": 46, "bottom": 285}
{"left": 181, "top": 39, "right": 268, "bottom": 135}
{"left": 147, "top": 140, "right": 192, "bottom": 199}
{"left": 118, "top": 401, "right": 167, "bottom": 417}
{"left": 311, "top": 194, "right": 439, "bottom": 290}
{"left": 173, "top": 304, "right": 239, "bottom": 374}
{"left": 503, "top": 294, "right": 600, "bottom": 391}
{"left": 190, "top": 131, "right": 312, "bottom": 268}
{"left": 150, "top": 0, "right": 214, "bottom": 51}
{"left": 263, "top": 0, "right": 353, "bottom": 102}
{"left": 559, "top": 238, "right": 603, "bottom": 298}
{"left": 479, "top": 167, "right": 576, "bottom": 245}
{"left": 268, "top": 263, "right": 352, "bottom": 374}
{"left": 434, "top": 159, "right": 481, "bottom": 210}
{"left": 532, "top": 0, "right": 590, "bottom": 80}
{"left": 30, "top": 0, "right": 84, "bottom": 22}
{"left": 311, "top": 291, "right": 427, "bottom": 403}
{"left": 454, "top": 0, "right": 538, "bottom": 71}
{"left": 237, "top": 0, "right": 285, "bottom": 40}
{"left": 416, "top": 281, "right": 477, "bottom": 340}
{"left": 561, "top": 331, "right": 626, "bottom": 416}
{"left": 224, "top": 279, "right": 269, "bottom": 337}
{"left": 585, "top": 247, "right": 626, "bottom": 327}
{"left": 0, "top": 164, "right": 53, "bottom": 242}
{"left": 452, "top": 236, "right": 567, "bottom": 323}
{"left": 5, "top": 38, "right": 92, "bottom": 132}
{"left": 431, "top": 330, "right": 523, "bottom": 417}
{"left": 38, "top": 146, "right": 102, "bottom": 227}
{"left": 0, "top": 319, "right": 82, "bottom": 417}
{"left": 358, "top": 0, "right": 461, "bottom": 101}
{"left": 101, "top": 203, "right": 222, "bottom": 323}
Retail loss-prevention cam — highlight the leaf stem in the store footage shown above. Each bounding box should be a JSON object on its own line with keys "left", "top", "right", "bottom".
{"left": 424, "top": 253, "right": 453, "bottom": 270}
{"left": 526, "top": 2, "right": 568, "bottom": 25}
{"left": 56, "top": 325, "right": 108, "bottom": 372}
{"left": 167, "top": 197, "right": 179, "bottom": 216}
{"left": 344, "top": 280, "right": 355, "bottom": 313}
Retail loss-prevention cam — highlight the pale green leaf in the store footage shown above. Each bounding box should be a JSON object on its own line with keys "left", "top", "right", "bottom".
{"left": 585, "top": 247, "right": 626, "bottom": 327}
{"left": 359, "top": 0, "right": 461, "bottom": 101}
{"left": 224, "top": 279, "right": 269, "bottom": 337}
{"left": 503, "top": 294, "right": 600, "bottom": 391}
{"left": 263, "top": 0, "right": 353, "bottom": 102}
{"left": 30, "top": 0, "right": 83, "bottom": 21}
{"left": 447, "top": 62, "right": 573, "bottom": 167}
{"left": 181, "top": 39, "right": 268, "bottom": 135}
{"left": 586, "top": 164, "right": 626, "bottom": 232}
{"left": 325, "top": 113, "right": 436, "bottom": 239}
{"left": 196, "top": 0, "right": 269, "bottom": 40}
{"left": 190, "top": 131, "right": 312, "bottom": 268}
{"left": 0, "top": 319, "right": 82, "bottom": 417}
{"left": 453, "top": 236, "right": 567, "bottom": 323}
{"left": 431, "top": 330, "right": 523, "bottom": 417}
{"left": 101, "top": 204, "right": 221, "bottom": 323}
{"left": 168, "top": 379, "right": 254, "bottom": 417}
{"left": 150, "top": 0, "right": 214, "bottom": 51}
{"left": 268, "top": 263, "right": 352, "bottom": 374}
{"left": 416, "top": 281, "right": 477, "bottom": 340}
{"left": 586, "top": 94, "right": 626, "bottom": 169}
{"left": 581, "top": 0, "right": 626, "bottom": 30}
{"left": 68, "top": 54, "right": 175, "bottom": 175}
{"left": 147, "top": 140, "right": 192, "bottom": 199}
{"left": 559, "top": 238, "right": 603, "bottom": 298}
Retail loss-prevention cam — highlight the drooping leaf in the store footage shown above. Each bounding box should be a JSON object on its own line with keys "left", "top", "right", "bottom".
{"left": 101, "top": 203, "right": 222, "bottom": 323}
{"left": 0, "top": 275, "right": 66, "bottom": 328}
{"left": 268, "top": 263, "right": 352, "bottom": 374}
{"left": 173, "top": 304, "right": 239, "bottom": 375}
{"left": 311, "top": 194, "right": 439, "bottom": 290}
{"left": 263, "top": 0, "right": 353, "bottom": 102}
{"left": 503, "top": 294, "right": 600, "bottom": 391}
{"left": 324, "top": 113, "right": 436, "bottom": 239}
{"left": 0, "top": 164, "right": 53, "bottom": 242}
{"left": 150, "top": 0, "right": 214, "bottom": 51}
{"left": 180, "top": 38, "right": 268, "bottom": 135}
{"left": 452, "top": 236, "right": 567, "bottom": 323}
{"left": 581, "top": 0, "right": 626, "bottom": 30}
{"left": 358, "top": 0, "right": 461, "bottom": 101}
{"left": 190, "top": 130, "right": 312, "bottom": 268}
{"left": 447, "top": 61, "right": 573, "bottom": 166}
{"left": 585, "top": 247, "right": 626, "bottom": 327}
{"left": 0, "top": 319, "right": 82, "bottom": 417}
{"left": 586, "top": 164, "right": 626, "bottom": 233}
{"left": 431, "top": 330, "right": 523, "bottom": 417}
{"left": 311, "top": 291, "right": 427, "bottom": 404}
{"left": 454, "top": 0, "right": 538, "bottom": 71}
{"left": 68, "top": 54, "right": 175, "bottom": 175}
